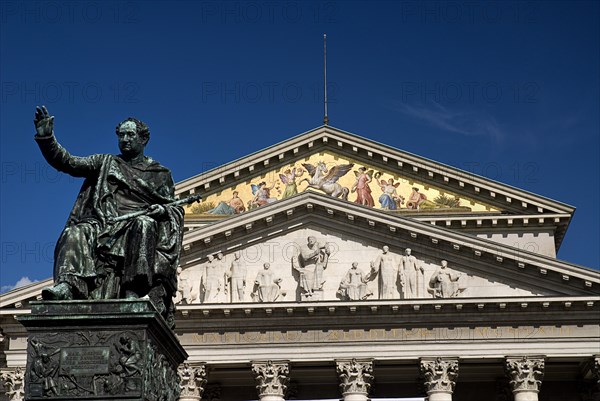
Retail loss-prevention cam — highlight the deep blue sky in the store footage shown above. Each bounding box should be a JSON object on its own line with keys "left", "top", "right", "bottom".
{"left": 1, "top": 1, "right": 599, "bottom": 292}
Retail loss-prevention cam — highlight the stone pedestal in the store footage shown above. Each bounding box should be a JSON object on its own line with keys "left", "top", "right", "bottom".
{"left": 17, "top": 300, "right": 188, "bottom": 401}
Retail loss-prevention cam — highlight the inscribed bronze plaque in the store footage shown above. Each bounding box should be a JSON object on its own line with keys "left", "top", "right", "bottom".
{"left": 60, "top": 347, "right": 110, "bottom": 375}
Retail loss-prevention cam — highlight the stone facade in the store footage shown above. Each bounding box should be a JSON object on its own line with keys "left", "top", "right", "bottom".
{"left": 1, "top": 126, "right": 599, "bottom": 401}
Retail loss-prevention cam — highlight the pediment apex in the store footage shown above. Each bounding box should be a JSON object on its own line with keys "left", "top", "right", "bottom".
{"left": 175, "top": 124, "right": 574, "bottom": 217}
{"left": 181, "top": 192, "right": 599, "bottom": 294}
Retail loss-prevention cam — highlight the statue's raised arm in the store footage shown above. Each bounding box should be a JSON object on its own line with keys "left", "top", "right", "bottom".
{"left": 34, "top": 106, "right": 54, "bottom": 137}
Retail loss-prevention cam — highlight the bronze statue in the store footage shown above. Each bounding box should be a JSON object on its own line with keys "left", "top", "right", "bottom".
{"left": 33, "top": 106, "right": 191, "bottom": 327}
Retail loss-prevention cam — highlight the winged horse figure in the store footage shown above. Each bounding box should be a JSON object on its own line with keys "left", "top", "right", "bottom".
{"left": 299, "top": 161, "right": 354, "bottom": 199}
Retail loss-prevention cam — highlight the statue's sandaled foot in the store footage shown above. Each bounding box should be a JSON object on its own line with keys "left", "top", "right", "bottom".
{"left": 41, "top": 282, "right": 73, "bottom": 300}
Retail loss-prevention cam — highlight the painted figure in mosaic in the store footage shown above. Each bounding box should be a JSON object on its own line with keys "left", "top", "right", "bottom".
{"left": 428, "top": 260, "right": 464, "bottom": 298}
{"left": 378, "top": 178, "right": 403, "bottom": 210}
{"left": 225, "top": 251, "right": 247, "bottom": 302}
{"left": 337, "top": 262, "right": 372, "bottom": 301}
{"left": 401, "top": 248, "right": 423, "bottom": 298}
{"left": 279, "top": 167, "right": 304, "bottom": 199}
{"left": 351, "top": 167, "right": 375, "bottom": 207}
{"left": 406, "top": 187, "right": 427, "bottom": 209}
{"left": 252, "top": 263, "right": 282, "bottom": 302}
{"left": 368, "top": 246, "right": 400, "bottom": 299}
{"left": 292, "top": 236, "right": 331, "bottom": 297}
{"left": 207, "top": 191, "right": 246, "bottom": 215}
{"left": 250, "top": 181, "right": 277, "bottom": 208}
{"left": 300, "top": 161, "right": 353, "bottom": 199}
{"left": 33, "top": 106, "right": 183, "bottom": 324}
{"left": 202, "top": 255, "right": 223, "bottom": 303}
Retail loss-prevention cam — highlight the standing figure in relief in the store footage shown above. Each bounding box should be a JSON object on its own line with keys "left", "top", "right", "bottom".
{"left": 225, "top": 251, "right": 247, "bottom": 302}
{"left": 351, "top": 167, "right": 375, "bottom": 207}
{"left": 251, "top": 263, "right": 282, "bottom": 302}
{"left": 368, "top": 246, "right": 400, "bottom": 299}
{"left": 337, "top": 262, "right": 372, "bottom": 301}
{"left": 368, "top": 245, "right": 399, "bottom": 299}
{"left": 427, "top": 260, "right": 464, "bottom": 298}
{"left": 401, "top": 248, "right": 424, "bottom": 299}
{"left": 202, "top": 255, "right": 222, "bottom": 303}
{"left": 292, "top": 236, "right": 330, "bottom": 297}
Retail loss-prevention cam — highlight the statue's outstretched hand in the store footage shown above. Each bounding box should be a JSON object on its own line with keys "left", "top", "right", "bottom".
{"left": 34, "top": 106, "right": 54, "bottom": 137}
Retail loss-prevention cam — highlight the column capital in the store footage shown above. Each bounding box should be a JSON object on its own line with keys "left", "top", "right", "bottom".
{"left": 335, "top": 358, "right": 374, "bottom": 396}
{"left": 0, "top": 366, "right": 25, "bottom": 401}
{"left": 178, "top": 362, "right": 207, "bottom": 400}
{"left": 251, "top": 360, "right": 290, "bottom": 399}
{"left": 593, "top": 356, "right": 600, "bottom": 387}
{"left": 504, "top": 356, "right": 545, "bottom": 394}
{"left": 419, "top": 357, "right": 459, "bottom": 394}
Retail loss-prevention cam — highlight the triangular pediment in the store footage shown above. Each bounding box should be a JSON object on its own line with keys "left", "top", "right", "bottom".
{"left": 175, "top": 125, "right": 575, "bottom": 248}
{"left": 178, "top": 192, "right": 598, "bottom": 306}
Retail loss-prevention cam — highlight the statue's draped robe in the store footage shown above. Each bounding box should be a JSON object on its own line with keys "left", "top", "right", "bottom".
{"left": 35, "top": 134, "right": 183, "bottom": 300}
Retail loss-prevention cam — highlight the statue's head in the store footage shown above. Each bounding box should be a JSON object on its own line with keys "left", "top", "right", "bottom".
{"left": 216, "top": 252, "right": 223, "bottom": 260}
{"left": 352, "top": 262, "right": 358, "bottom": 268}
{"left": 441, "top": 260, "right": 448, "bottom": 268}
{"left": 116, "top": 118, "right": 150, "bottom": 159}
{"left": 405, "top": 248, "right": 412, "bottom": 255}
{"left": 382, "top": 245, "right": 389, "bottom": 253}
{"left": 207, "top": 254, "right": 214, "bottom": 262}
{"left": 263, "top": 262, "right": 271, "bottom": 270}
{"left": 307, "top": 236, "right": 317, "bottom": 246}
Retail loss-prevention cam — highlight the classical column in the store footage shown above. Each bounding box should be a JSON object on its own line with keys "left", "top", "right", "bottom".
{"left": 0, "top": 367, "right": 25, "bottom": 401}
{"left": 419, "top": 357, "right": 459, "bottom": 401}
{"left": 178, "top": 362, "right": 207, "bottom": 401}
{"left": 336, "top": 359, "right": 374, "bottom": 401}
{"left": 504, "top": 356, "right": 545, "bottom": 401}
{"left": 252, "top": 360, "right": 290, "bottom": 401}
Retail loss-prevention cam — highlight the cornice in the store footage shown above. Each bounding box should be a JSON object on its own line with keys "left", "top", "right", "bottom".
{"left": 171, "top": 296, "right": 600, "bottom": 331}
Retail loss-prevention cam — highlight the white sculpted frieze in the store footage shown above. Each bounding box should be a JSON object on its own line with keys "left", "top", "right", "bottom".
{"left": 174, "top": 228, "right": 542, "bottom": 304}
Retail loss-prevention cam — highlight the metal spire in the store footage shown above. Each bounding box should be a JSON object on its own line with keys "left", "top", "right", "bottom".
{"left": 323, "top": 33, "right": 329, "bottom": 125}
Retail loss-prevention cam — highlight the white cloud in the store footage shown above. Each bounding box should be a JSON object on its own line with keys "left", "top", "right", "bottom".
{"left": 395, "top": 101, "right": 506, "bottom": 143}
{"left": 1, "top": 276, "right": 37, "bottom": 293}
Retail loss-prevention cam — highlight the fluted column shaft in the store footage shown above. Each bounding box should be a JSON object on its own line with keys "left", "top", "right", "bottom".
{"left": 420, "top": 357, "right": 459, "bottom": 401}
{"left": 336, "top": 359, "right": 373, "bottom": 401}
{"left": 505, "top": 356, "right": 545, "bottom": 401}
{"left": 252, "top": 360, "right": 290, "bottom": 401}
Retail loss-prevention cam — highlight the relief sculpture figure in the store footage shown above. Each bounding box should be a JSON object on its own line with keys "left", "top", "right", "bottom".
{"left": 33, "top": 106, "right": 187, "bottom": 327}
{"left": 427, "top": 260, "right": 465, "bottom": 298}
{"left": 202, "top": 255, "right": 223, "bottom": 303}
{"left": 401, "top": 248, "right": 424, "bottom": 298}
{"left": 251, "top": 263, "right": 282, "bottom": 302}
{"left": 225, "top": 251, "right": 247, "bottom": 302}
{"left": 368, "top": 246, "right": 400, "bottom": 299}
{"left": 337, "top": 262, "right": 372, "bottom": 301}
{"left": 292, "top": 236, "right": 330, "bottom": 299}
